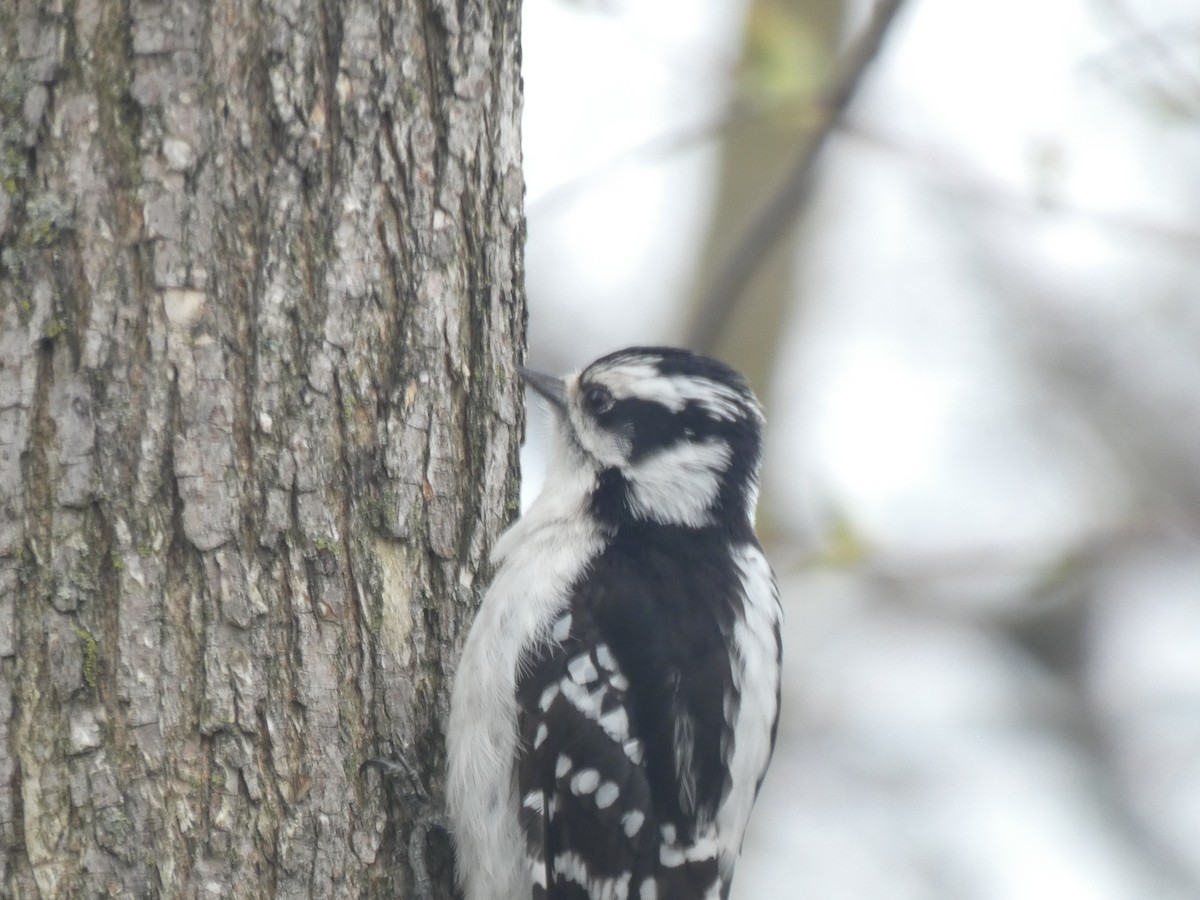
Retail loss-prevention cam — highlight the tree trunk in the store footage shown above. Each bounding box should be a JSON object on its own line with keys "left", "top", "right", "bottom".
{"left": 0, "top": 0, "right": 524, "bottom": 896}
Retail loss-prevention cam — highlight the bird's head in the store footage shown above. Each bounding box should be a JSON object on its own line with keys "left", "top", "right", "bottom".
{"left": 521, "top": 347, "right": 765, "bottom": 534}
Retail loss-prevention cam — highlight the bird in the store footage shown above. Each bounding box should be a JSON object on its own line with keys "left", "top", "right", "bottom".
{"left": 446, "top": 346, "right": 782, "bottom": 900}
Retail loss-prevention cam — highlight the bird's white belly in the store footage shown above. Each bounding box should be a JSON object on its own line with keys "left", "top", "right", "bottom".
{"left": 446, "top": 509, "right": 604, "bottom": 900}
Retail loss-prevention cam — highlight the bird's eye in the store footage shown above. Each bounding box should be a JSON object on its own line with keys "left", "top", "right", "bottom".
{"left": 582, "top": 385, "right": 614, "bottom": 415}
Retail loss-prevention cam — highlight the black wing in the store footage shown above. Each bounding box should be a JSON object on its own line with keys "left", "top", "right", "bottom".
{"left": 515, "top": 524, "right": 746, "bottom": 900}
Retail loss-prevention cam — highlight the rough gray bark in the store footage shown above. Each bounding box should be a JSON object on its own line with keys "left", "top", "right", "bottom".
{"left": 0, "top": 0, "right": 524, "bottom": 896}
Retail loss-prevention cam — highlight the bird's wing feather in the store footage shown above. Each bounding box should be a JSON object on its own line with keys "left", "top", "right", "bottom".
{"left": 515, "top": 528, "right": 748, "bottom": 900}
{"left": 516, "top": 606, "right": 664, "bottom": 899}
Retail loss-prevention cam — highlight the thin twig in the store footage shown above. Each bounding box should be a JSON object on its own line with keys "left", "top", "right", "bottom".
{"left": 689, "top": 0, "right": 911, "bottom": 352}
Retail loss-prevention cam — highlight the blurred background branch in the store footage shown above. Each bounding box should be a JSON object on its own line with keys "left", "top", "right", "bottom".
{"left": 688, "top": 0, "right": 910, "bottom": 356}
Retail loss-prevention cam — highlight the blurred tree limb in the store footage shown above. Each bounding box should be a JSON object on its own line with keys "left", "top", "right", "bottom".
{"left": 688, "top": 0, "right": 910, "bottom": 355}
{"left": 1096, "top": 0, "right": 1200, "bottom": 116}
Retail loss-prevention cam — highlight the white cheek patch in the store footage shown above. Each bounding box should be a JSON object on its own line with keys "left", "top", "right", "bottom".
{"left": 625, "top": 438, "right": 731, "bottom": 527}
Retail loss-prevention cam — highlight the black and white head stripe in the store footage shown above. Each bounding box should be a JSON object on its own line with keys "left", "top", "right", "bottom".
{"left": 524, "top": 347, "right": 765, "bottom": 532}
{"left": 582, "top": 348, "right": 760, "bottom": 424}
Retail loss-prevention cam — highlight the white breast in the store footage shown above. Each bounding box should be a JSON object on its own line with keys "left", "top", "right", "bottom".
{"left": 446, "top": 457, "right": 604, "bottom": 900}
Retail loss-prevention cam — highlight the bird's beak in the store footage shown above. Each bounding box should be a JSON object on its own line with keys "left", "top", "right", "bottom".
{"left": 519, "top": 366, "right": 568, "bottom": 414}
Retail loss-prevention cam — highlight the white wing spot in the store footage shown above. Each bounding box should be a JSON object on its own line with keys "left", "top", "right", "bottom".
{"left": 639, "top": 879, "right": 659, "bottom": 900}
{"left": 622, "top": 809, "right": 645, "bottom": 838}
{"left": 567, "top": 654, "right": 598, "bottom": 685}
{"left": 610, "top": 672, "right": 630, "bottom": 691}
{"left": 595, "top": 781, "right": 619, "bottom": 809}
{"left": 623, "top": 738, "right": 644, "bottom": 764}
{"left": 552, "top": 851, "right": 631, "bottom": 900}
{"left": 561, "top": 678, "right": 604, "bottom": 720}
{"left": 681, "top": 828, "right": 720, "bottom": 864}
{"left": 555, "top": 754, "right": 573, "bottom": 778}
{"left": 530, "top": 855, "right": 547, "bottom": 889}
{"left": 599, "top": 705, "right": 629, "bottom": 740}
{"left": 522, "top": 790, "right": 544, "bottom": 813}
{"left": 534, "top": 722, "right": 549, "bottom": 749}
{"left": 539, "top": 683, "right": 559, "bottom": 711}
{"left": 595, "top": 643, "right": 617, "bottom": 671}
{"left": 569, "top": 768, "right": 600, "bottom": 796}
{"left": 660, "top": 843, "right": 685, "bottom": 868}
